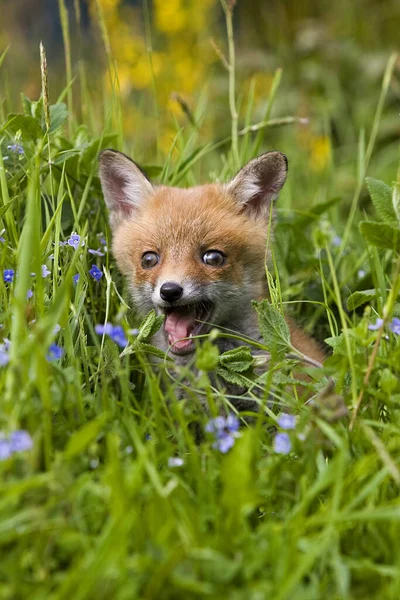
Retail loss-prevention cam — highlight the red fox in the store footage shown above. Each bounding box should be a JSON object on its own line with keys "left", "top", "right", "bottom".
{"left": 99, "top": 150, "right": 324, "bottom": 372}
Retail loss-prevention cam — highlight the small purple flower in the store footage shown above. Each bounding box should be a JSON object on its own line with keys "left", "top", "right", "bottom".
{"left": 88, "top": 248, "right": 105, "bottom": 257}
{"left": 46, "top": 343, "right": 64, "bottom": 362}
{"left": 7, "top": 143, "right": 24, "bottom": 155}
{"left": 168, "top": 457, "right": 184, "bottom": 467}
{"left": 53, "top": 324, "right": 61, "bottom": 335}
{"left": 41, "top": 264, "right": 51, "bottom": 278}
{"left": 67, "top": 233, "right": 84, "bottom": 249}
{"left": 277, "top": 413, "right": 296, "bottom": 430}
{"left": 129, "top": 328, "right": 140, "bottom": 336}
{"left": 368, "top": 318, "right": 384, "bottom": 331}
{"left": 389, "top": 318, "right": 400, "bottom": 335}
{"left": 95, "top": 323, "right": 114, "bottom": 336}
{"left": 213, "top": 435, "right": 235, "bottom": 453}
{"left": 205, "top": 415, "right": 240, "bottom": 453}
{"left": 73, "top": 273, "right": 80, "bottom": 285}
{"left": 89, "top": 264, "right": 103, "bottom": 281}
{"left": 59, "top": 241, "right": 68, "bottom": 247}
{"left": 109, "top": 325, "right": 128, "bottom": 348}
{"left": 0, "top": 439, "right": 12, "bottom": 460}
{"left": 26, "top": 289, "right": 33, "bottom": 299}
{"left": 98, "top": 235, "right": 107, "bottom": 247}
{"left": 274, "top": 432, "right": 292, "bottom": 455}
{"left": 0, "top": 344, "right": 10, "bottom": 367}
{"left": 9, "top": 430, "right": 33, "bottom": 453}
{"left": 332, "top": 235, "right": 342, "bottom": 247}
{"left": 3, "top": 269, "right": 14, "bottom": 283}
{"left": 0, "top": 237, "right": 5, "bottom": 244}
{"left": 95, "top": 323, "right": 127, "bottom": 347}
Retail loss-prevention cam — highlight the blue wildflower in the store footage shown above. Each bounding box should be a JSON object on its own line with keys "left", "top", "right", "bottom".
{"left": 7, "top": 143, "right": 24, "bottom": 155}
{"left": 46, "top": 343, "right": 64, "bottom": 362}
{"left": 274, "top": 432, "right": 292, "bottom": 455}
{"left": 0, "top": 344, "right": 10, "bottom": 367}
{"left": 41, "top": 264, "right": 51, "bottom": 278}
{"left": 95, "top": 323, "right": 128, "bottom": 348}
{"left": 3, "top": 269, "right": 14, "bottom": 283}
{"left": 168, "top": 457, "right": 184, "bottom": 467}
{"left": 277, "top": 413, "right": 296, "bottom": 430}
{"left": 0, "top": 237, "right": 5, "bottom": 244}
{"left": 368, "top": 318, "right": 384, "bottom": 331}
{"left": 26, "top": 289, "right": 33, "bottom": 299}
{"left": 67, "top": 233, "right": 84, "bottom": 249}
{"left": 0, "top": 439, "right": 12, "bottom": 460}
{"left": 389, "top": 318, "right": 400, "bottom": 335}
{"left": 88, "top": 248, "right": 105, "bottom": 257}
{"left": 205, "top": 415, "right": 240, "bottom": 453}
{"left": 9, "top": 430, "right": 33, "bottom": 453}
{"left": 73, "top": 273, "right": 80, "bottom": 285}
{"left": 89, "top": 264, "right": 103, "bottom": 281}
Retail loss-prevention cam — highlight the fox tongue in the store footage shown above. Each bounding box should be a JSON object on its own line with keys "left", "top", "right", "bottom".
{"left": 165, "top": 311, "right": 196, "bottom": 345}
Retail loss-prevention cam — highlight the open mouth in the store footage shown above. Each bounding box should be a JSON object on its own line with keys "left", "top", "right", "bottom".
{"left": 162, "top": 301, "right": 214, "bottom": 355}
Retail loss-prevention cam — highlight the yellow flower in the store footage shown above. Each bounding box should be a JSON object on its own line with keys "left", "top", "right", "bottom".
{"left": 310, "top": 135, "right": 331, "bottom": 172}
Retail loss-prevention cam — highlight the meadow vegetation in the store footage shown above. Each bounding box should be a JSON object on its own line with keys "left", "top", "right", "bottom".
{"left": 0, "top": 1, "right": 400, "bottom": 598}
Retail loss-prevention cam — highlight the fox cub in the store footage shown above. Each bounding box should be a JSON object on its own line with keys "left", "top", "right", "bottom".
{"left": 99, "top": 150, "right": 324, "bottom": 370}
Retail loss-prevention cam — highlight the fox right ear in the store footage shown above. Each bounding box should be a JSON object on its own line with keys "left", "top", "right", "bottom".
{"left": 98, "top": 150, "right": 154, "bottom": 229}
{"left": 226, "top": 152, "right": 288, "bottom": 220}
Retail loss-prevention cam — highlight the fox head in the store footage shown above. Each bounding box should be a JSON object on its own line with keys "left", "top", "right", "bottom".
{"left": 99, "top": 150, "right": 288, "bottom": 355}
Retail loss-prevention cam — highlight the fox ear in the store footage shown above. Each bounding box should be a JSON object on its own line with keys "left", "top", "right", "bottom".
{"left": 226, "top": 152, "right": 288, "bottom": 219}
{"left": 99, "top": 149, "right": 154, "bottom": 228}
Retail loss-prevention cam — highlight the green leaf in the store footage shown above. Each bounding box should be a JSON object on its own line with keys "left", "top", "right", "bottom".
{"left": 324, "top": 334, "right": 346, "bottom": 356}
{"left": 195, "top": 340, "right": 220, "bottom": 372}
{"left": 252, "top": 300, "right": 291, "bottom": 359}
{"left": 49, "top": 103, "right": 68, "bottom": 133}
{"left": 216, "top": 367, "right": 253, "bottom": 388}
{"left": 219, "top": 346, "right": 255, "bottom": 372}
{"left": 346, "top": 289, "right": 377, "bottom": 311}
{"left": 136, "top": 310, "right": 165, "bottom": 343}
{"left": 366, "top": 177, "right": 398, "bottom": 225}
{"left": 221, "top": 430, "right": 258, "bottom": 524}
{"left": 359, "top": 221, "right": 400, "bottom": 252}
{"left": 4, "top": 113, "right": 44, "bottom": 140}
{"left": 64, "top": 414, "right": 109, "bottom": 459}
{"left": 0, "top": 198, "right": 16, "bottom": 219}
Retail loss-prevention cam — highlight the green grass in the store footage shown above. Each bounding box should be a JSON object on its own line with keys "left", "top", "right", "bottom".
{"left": 1, "top": 8, "right": 400, "bottom": 599}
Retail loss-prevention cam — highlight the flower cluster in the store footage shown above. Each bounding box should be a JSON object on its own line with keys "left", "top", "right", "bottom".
{"left": 95, "top": 323, "right": 128, "bottom": 348}
{"left": 0, "top": 430, "right": 33, "bottom": 460}
{"left": 205, "top": 415, "right": 240, "bottom": 453}
{"left": 273, "top": 413, "right": 297, "bottom": 455}
{"left": 368, "top": 317, "right": 400, "bottom": 335}
{"left": 46, "top": 343, "right": 64, "bottom": 362}
{"left": 7, "top": 143, "right": 24, "bottom": 155}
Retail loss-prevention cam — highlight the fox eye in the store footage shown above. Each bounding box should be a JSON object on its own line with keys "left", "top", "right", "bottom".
{"left": 202, "top": 250, "right": 226, "bottom": 267}
{"left": 141, "top": 251, "right": 159, "bottom": 269}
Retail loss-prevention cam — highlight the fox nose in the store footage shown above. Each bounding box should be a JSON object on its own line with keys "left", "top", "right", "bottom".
{"left": 160, "top": 281, "right": 183, "bottom": 303}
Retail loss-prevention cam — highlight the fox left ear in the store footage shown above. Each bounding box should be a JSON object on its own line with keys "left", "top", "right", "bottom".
{"left": 226, "top": 152, "right": 288, "bottom": 219}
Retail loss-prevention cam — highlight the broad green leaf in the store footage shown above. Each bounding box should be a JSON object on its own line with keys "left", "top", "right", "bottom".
{"left": 221, "top": 430, "right": 258, "bottom": 524}
{"left": 64, "top": 414, "right": 109, "bottom": 459}
{"left": 49, "top": 103, "right": 68, "bottom": 133}
{"left": 136, "top": 310, "right": 165, "bottom": 342}
{"left": 347, "top": 289, "right": 377, "bottom": 311}
{"left": 219, "top": 346, "right": 255, "bottom": 372}
{"left": 4, "top": 113, "right": 44, "bottom": 139}
{"left": 366, "top": 177, "right": 398, "bottom": 225}
{"left": 359, "top": 221, "right": 400, "bottom": 252}
{"left": 252, "top": 299, "right": 291, "bottom": 359}
{"left": 324, "top": 334, "right": 346, "bottom": 356}
{"left": 216, "top": 367, "right": 253, "bottom": 388}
